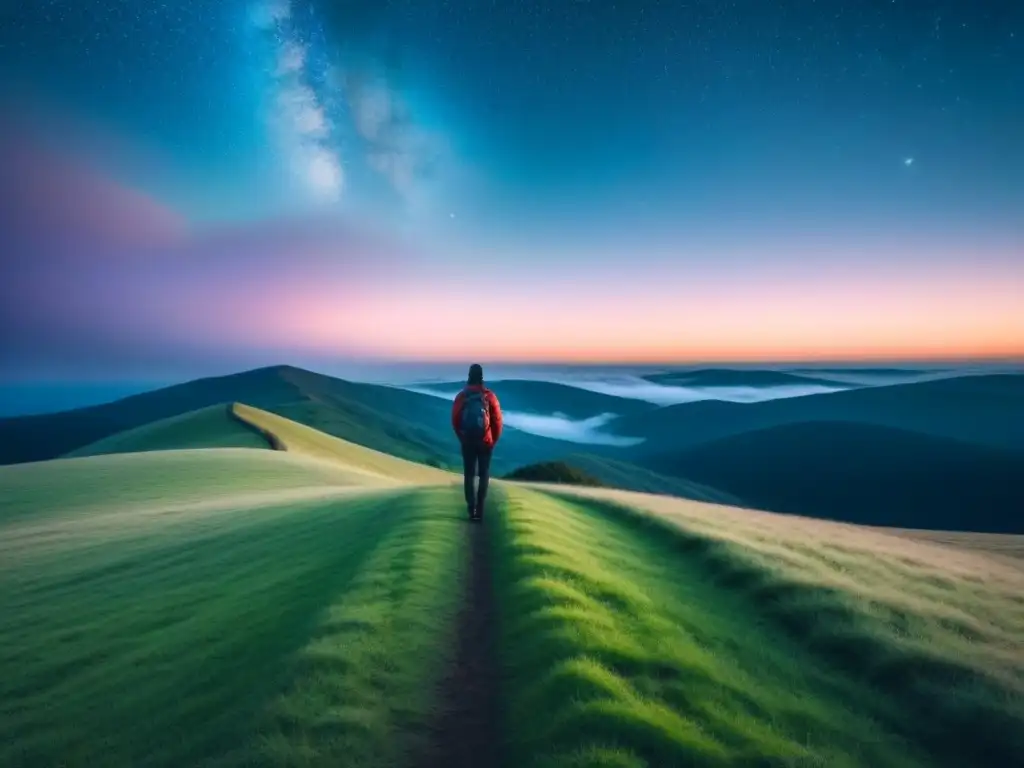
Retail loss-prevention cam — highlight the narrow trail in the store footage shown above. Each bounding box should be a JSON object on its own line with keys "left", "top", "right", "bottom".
{"left": 419, "top": 503, "right": 500, "bottom": 768}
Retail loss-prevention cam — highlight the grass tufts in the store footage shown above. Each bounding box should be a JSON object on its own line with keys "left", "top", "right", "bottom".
{"left": 490, "top": 485, "right": 932, "bottom": 768}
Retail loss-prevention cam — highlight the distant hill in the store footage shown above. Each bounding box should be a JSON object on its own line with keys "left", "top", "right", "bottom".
{"left": 411, "top": 379, "right": 658, "bottom": 419}
{"left": 68, "top": 400, "right": 453, "bottom": 486}
{"left": 549, "top": 453, "right": 744, "bottom": 505}
{"left": 614, "top": 373, "right": 1024, "bottom": 454}
{"left": 67, "top": 403, "right": 271, "bottom": 457}
{"left": 232, "top": 403, "right": 453, "bottom": 484}
{"left": 646, "top": 420, "right": 1024, "bottom": 533}
{"left": 505, "top": 461, "right": 609, "bottom": 487}
{"left": 642, "top": 368, "right": 841, "bottom": 388}
{"left": 0, "top": 365, "right": 575, "bottom": 471}
{"left": 791, "top": 367, "right": 942, "bottom": 377}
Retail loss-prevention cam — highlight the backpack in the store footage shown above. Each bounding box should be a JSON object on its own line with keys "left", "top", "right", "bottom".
{"left": 459, "top": 389, "right": 491, "bottom": 443}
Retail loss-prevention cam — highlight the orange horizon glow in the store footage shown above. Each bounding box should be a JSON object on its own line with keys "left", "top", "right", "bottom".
{"left": 244, "top": 263, "right": 1024, "bottom": 366}
{"left": 369, "top": 348, "right": 1024, "bottom": 366}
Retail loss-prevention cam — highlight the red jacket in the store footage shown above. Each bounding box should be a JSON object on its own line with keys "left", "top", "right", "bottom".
{"left": 452, "top": 385, "right": 503, "bottom": 447}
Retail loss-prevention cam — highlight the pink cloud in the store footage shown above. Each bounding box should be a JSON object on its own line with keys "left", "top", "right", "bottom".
{"left": 0, "top": 111, "right": 424, "bottom": 376}
{"left": 0, "top": 113, "right": 187, "bottom": 257}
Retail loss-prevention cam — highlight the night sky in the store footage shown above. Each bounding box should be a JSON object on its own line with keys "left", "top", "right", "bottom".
{"left": 1, "top": 0, "right": 1021, "bottom": 378}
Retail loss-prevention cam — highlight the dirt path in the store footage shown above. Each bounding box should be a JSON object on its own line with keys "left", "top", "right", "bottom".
{"left": 419, "top": 508, "right": 500, "bottom": 768}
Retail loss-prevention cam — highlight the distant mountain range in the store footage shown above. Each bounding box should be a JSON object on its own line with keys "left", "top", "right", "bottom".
{"left": 410, "top": 379, "right": 659, "bottom": 419}
{"left": 2, "top": 364, "right": 1021, "bottom": 533}
{"left": 641, "top": 368, "right": 842, "bottom": 388}
{"left": 612, "top": 373, "right": 1024, "bottom": 453}
{"left": 645, "top": 420, "right": 1024, "bottom": 533}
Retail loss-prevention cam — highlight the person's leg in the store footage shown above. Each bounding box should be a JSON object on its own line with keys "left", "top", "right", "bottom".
{"left": 461, "top": 441, "right": 477, "bottom": 517}
{"left": 475, "top": 446, "right": 493, "bottom": 517}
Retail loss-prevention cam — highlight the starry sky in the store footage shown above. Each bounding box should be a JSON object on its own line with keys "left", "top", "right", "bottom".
{"left": 0, "top": 0, "right": 1022, "bottom": 380}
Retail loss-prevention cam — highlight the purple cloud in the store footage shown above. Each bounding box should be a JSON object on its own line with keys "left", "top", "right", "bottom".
{"left": 0, "top": 112, "right": 423, "bottom": 378}
{"left": 0, "top": 113, "right": 188, "bottom": 261}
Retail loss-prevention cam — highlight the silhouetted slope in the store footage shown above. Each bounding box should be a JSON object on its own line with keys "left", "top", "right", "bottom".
{"left": 643, "top": 368, "right": 840, "bottom": 388}
{"left": 647, "top": 420, "right": 1024, "bottom": 533}
{"left": 551, "top": 453, "right": 743, "bottom": 505}
{"left": 67, "top": 404, "right": 271, "bottom": 457}
{"left": 0, "top": 366, "right": 300, "bottom": 464}
{"left": 0, "top": 365, "right": 574, "bottom": 469}
{"left": 616, "top": 373, "right": 1024, "bottom": 454}
{"left": 413, "top": 379, "right": 658, "bottom": 419}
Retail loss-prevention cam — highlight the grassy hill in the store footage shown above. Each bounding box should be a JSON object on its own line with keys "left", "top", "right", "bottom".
{"left": 413, "top": 379, "right": 659, "bottom": 419}
{"left": 504, "top": 461, "right": 609, "bottom": 487}
{"left": 644, "top": 420, "right": 1024, "bottom": 533}
{"left": 615, "top": 372, "right": 1024, "bottom": 453}
{"left": 512, "top": 484, "right": 1024, "bottom": 766}
{"left": 508, "top": 453, "right": 744, "bottom": 505}
{"left": 232, "top": 403, "right": 454, "bottom": 484}
{"left": 65, "top": 402, "right": 454, "bottom": 487}
{"left": 66, "top": 403, "right": 272, "bottom": 457}
{"left": 0, "top": 448, "right": 464, "bottom": 767}
{"left": 0, "top": 365, "right": 574, "bottom": 472}
{"left": 2, "top": 400, "right": 1022, "bottom": 765}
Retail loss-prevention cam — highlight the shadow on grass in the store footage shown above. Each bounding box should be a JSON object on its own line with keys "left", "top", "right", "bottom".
{"left": 218, "top": 486, "right": 472, "bottom": 768}
{"left": 546, "top": 490, "right": 1024, "bottom": 768}
{"left": 0, "top": 490, "right": 412, "bottom": 768}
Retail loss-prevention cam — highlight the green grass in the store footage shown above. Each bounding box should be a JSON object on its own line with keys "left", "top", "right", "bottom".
{"left": 517, "top": 485, "right": 1024, "bottom": 766}
{"left": 234, "top": 403, "right": 455, "bottom": 485}
{"left": 0, "top": 448, "right": 399, "bottom": 529}
{"left": 66, "top": 403, "right": 271, "bottom": 457}
{"left": 491, "top": 485, "right": 939, "bottom": 768}
{"left": 0, "top": 365, "right": 461, "bottom": 467}
{"left": 0, "top": 447, "right": 468, "bottom": 767}
{"left": 4, "top": 406, "right": 1023, "bottom": 768}
{"left": 266, "top": 398, "right": 451, "bottom": 468}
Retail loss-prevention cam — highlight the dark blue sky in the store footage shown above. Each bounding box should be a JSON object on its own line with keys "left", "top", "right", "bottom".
{"left": 5, "top": 1, "right": 1021, "bottom": 229}
{"left": 0, "top": 1, "right": 1021, "bottom": 376}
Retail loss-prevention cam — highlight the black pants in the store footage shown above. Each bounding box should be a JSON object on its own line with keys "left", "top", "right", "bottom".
{"left": 461, "top": 441, "right": 493, "bottom": 513}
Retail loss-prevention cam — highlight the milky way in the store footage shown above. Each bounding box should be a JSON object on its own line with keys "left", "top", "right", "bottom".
{"left": 0, "top": 1, "right": 1021, "bottom": 375}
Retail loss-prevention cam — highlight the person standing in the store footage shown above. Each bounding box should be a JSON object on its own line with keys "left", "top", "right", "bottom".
{"left": 451, "top": 363, "right": 503, "bottom": 521}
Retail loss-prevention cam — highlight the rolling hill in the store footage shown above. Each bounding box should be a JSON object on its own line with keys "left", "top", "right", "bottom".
{"left": 0, "top": 365, "right": 575, "bottom": 472}
{"left": 410, "top": 378, "right": 659, "bottom": 419}
{"left": 508, "top": 452, "right": 744, "bottom": 505}
{"left": 232, "top": 403, "right": 454, "bottom": 484}
{"left": 66, "top": 402, "right": 455, "bottom": 487}
{"left": 504, "top": 460, "right": 609, "bottom": 486}
{"left": 642, "top": 367, "right": 844, "bottom": 388}
{"left": 613, "top": 372, "right": 1024, "bottom": 453}
{"left": 643, "top": 420, "right": 1024, "bottom": 533}
{"left": 2, "top": 405, "right": 1022, "bottom": 766}
{"left": 66, "top": 403, "right": 272, "bottom": 457}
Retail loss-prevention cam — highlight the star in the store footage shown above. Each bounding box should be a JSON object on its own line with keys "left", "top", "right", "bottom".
{"left": 903, "top": 157, "right": 914, "bottom": 167}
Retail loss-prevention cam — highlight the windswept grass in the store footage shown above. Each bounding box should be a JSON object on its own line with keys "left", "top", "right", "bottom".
{"left": 233, "top": 403, "right": 455, "bottom": 485}
{"left": 534, "top": 484, "right": 1024, "bottom": 765}
{"left": 220, "top": 486, "right": 469, "bottom": 768}
{"left": 0, "top": 448, "right": 392, "bottom": 530}
{"left": 0, "top": 451, "right": 470, "bottom": 768}
{"left": 492, "top": 485, "right": 931, "bottom": 768}
{"left": 875, "top": 527, "right": 1024, "bottom": 562}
